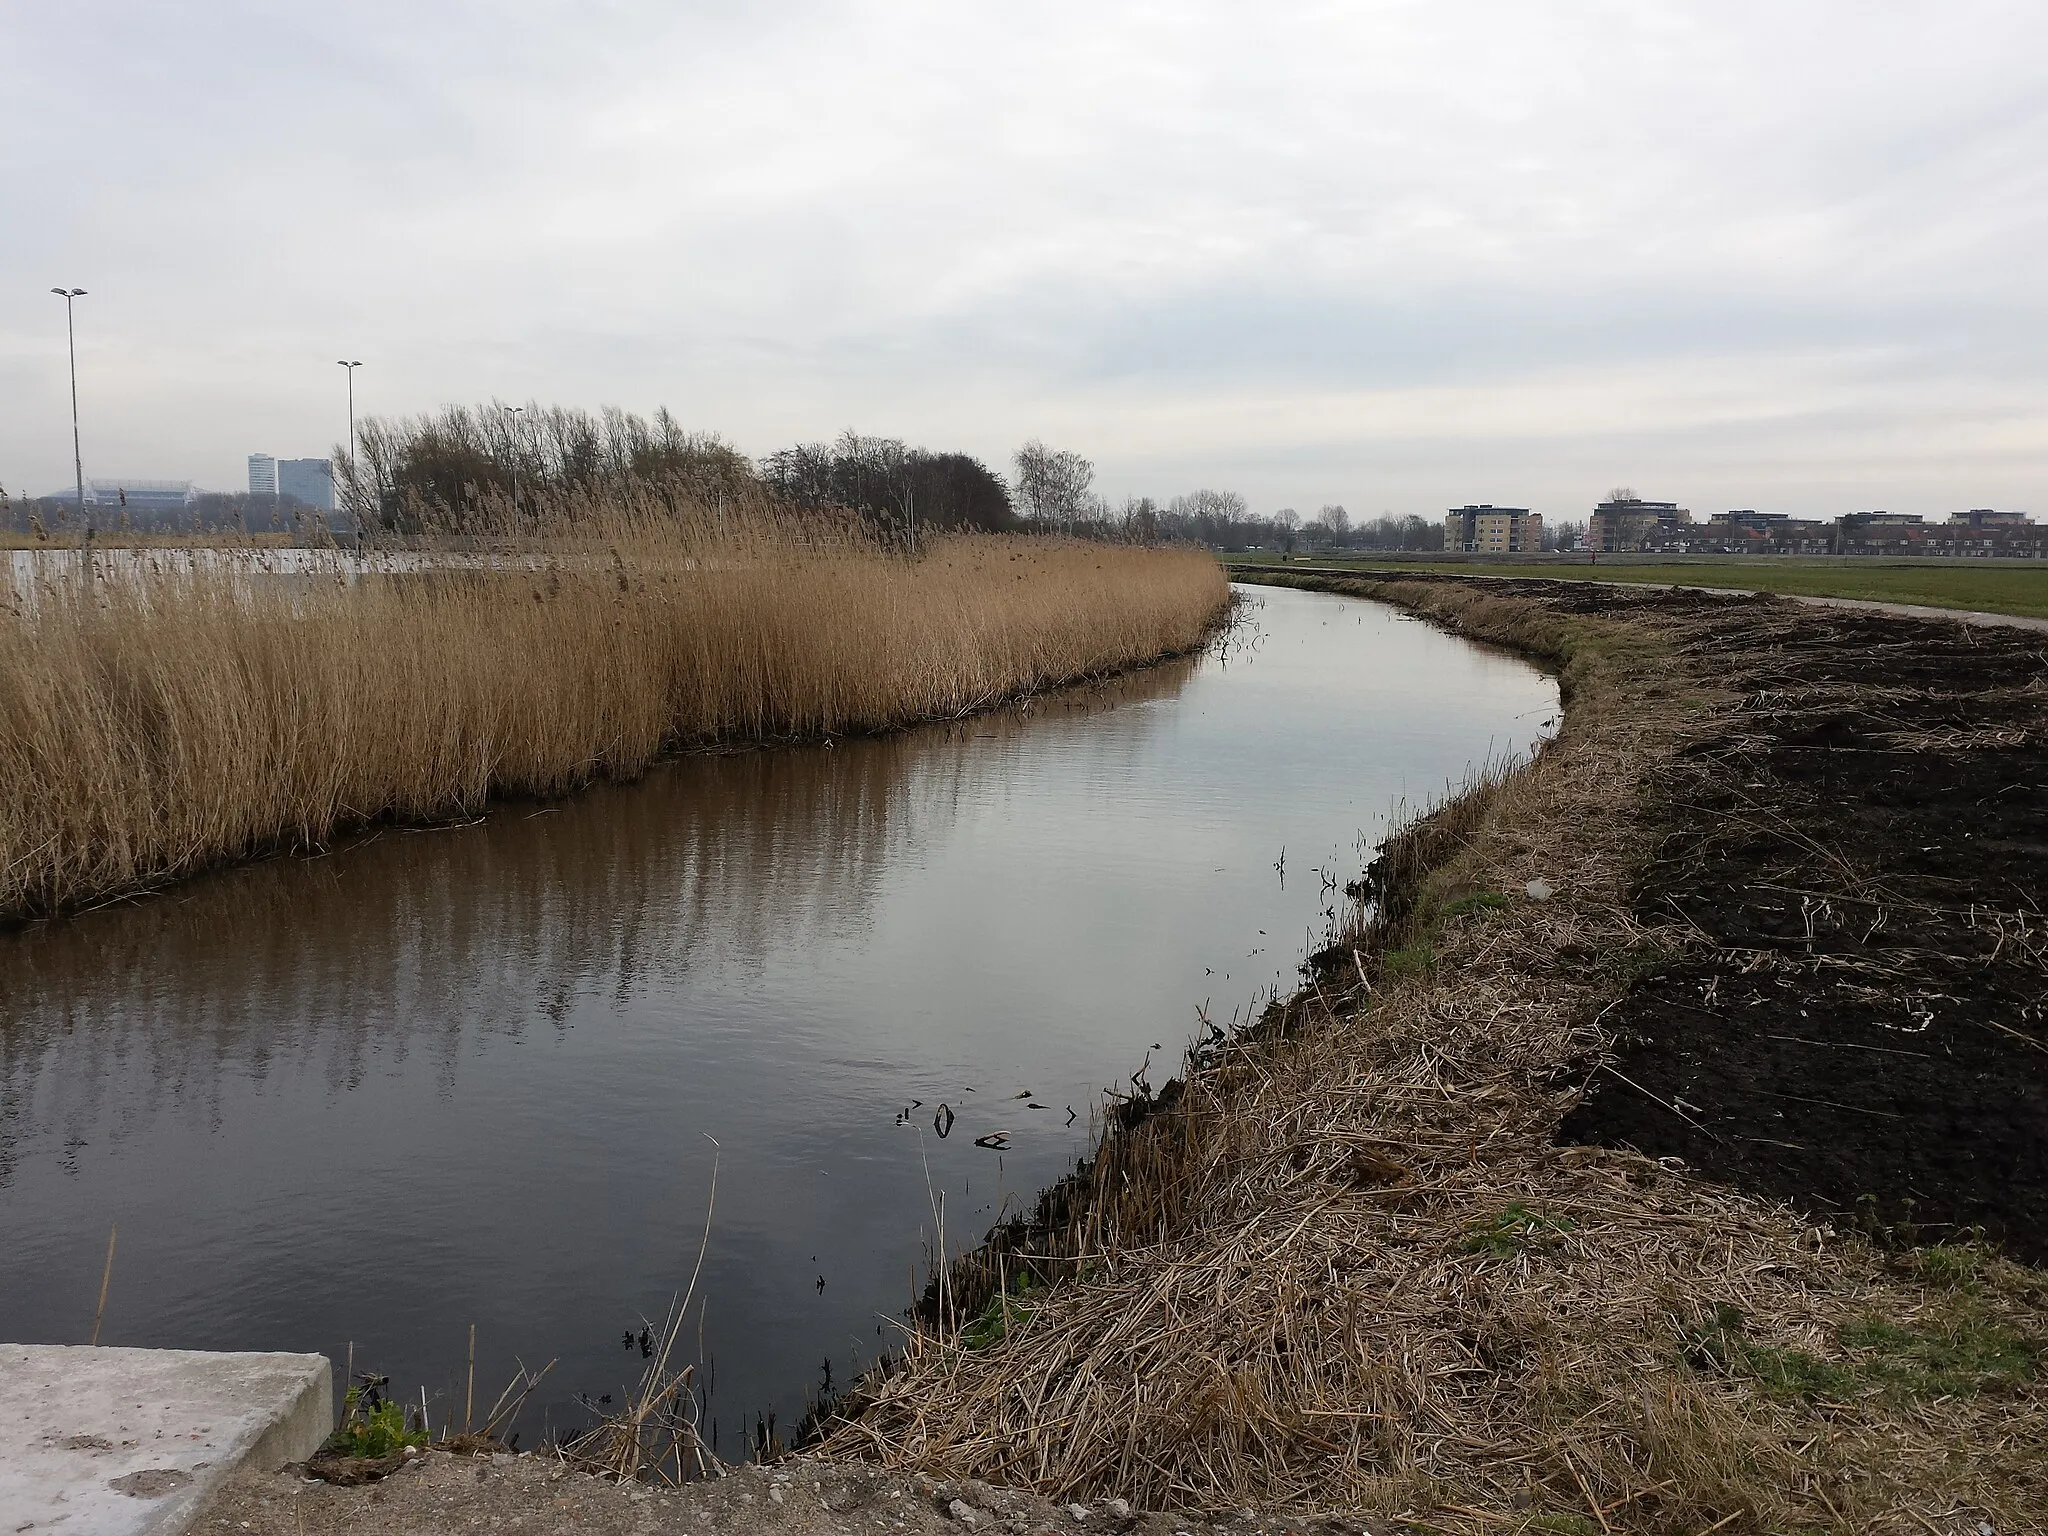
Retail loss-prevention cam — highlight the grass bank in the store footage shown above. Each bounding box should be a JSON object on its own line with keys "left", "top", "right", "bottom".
{"left": 1227, "top": 553, "right": 2048, "bottom": 619}
{"left": 0, "top": 506, "right": 1226, "bottom": 919}
{"left": 823, "top": 572, "right": 2047, "bottom": 1533}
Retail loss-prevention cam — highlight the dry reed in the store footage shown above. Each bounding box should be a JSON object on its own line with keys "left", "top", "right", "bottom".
{"left": 0, "top": 497, "right": 1226, "bottom": 919}
{"left": 823, "top": 577, "right": 2048, "bottom": 1534}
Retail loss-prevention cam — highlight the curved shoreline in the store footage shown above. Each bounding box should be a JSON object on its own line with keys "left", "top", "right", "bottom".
{"left": 821, "top": 571, "right": 2048, "bottom": 1531}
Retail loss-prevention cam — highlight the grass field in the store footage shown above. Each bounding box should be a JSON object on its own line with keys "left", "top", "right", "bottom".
{"left": 1227, "top": 552, "right": 2048, "bottom": 620}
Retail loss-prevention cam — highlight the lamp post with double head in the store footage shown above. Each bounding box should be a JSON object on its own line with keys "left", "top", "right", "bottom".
{"left": 50, "top": 288, "right": 87, "bottom": 555}
{"left": 499, "top": 404, "right": 524, "bottom": 529}
{"left": 336, "top": 360, "right": 362, "bottom": 540}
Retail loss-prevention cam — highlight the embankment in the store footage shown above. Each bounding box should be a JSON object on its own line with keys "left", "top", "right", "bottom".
{"left": 0, "top": 522, "right": 1227, "bottom": 920}
{"left": 822, "top": 573, "right": 2048, "bottom": 1533}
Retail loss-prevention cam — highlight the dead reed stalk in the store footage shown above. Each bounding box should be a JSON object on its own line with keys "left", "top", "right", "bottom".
{"left": 0, "top": 501, "right": 1225, "bottom": 919}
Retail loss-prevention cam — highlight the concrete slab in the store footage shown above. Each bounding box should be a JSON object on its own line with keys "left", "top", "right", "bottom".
{"left": 0, "top": 1344, "right": 331, "bottom": 1535}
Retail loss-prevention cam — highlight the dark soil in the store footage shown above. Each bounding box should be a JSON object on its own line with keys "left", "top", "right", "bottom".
{"left": 1514, "top": 584, "right": 2048, "bottom": 1261}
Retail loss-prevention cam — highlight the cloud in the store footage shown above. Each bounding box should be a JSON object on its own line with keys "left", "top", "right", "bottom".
{"left": 3, "top": 0, "right": 2045, "bottom": 517}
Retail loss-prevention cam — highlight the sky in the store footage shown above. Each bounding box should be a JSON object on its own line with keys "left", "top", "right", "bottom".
{"left": 3, "top": 0, "right": 2046, "bottom": 520}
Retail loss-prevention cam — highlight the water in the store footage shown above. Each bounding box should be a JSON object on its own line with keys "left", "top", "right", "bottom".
{"left": 0, "top": 584, "right": 1554, "bottom": 1451}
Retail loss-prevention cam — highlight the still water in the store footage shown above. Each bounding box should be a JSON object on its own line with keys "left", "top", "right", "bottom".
{"left": 0, "top": 585, "right": 1555, "bottom": 1449}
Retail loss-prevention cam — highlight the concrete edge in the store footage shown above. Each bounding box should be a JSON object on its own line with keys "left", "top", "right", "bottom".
{"left": 0, "top": 1344, "right": 333, "bottom": 1536}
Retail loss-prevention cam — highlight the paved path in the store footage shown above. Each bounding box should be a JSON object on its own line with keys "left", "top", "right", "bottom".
{"left": 1228, "top": 563, "right": 2048, "bottom": 634}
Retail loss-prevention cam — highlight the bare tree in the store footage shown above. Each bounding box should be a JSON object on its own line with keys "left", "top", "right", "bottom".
{"left": 1013, "top": 440, "right": 1096, "bottom": 528}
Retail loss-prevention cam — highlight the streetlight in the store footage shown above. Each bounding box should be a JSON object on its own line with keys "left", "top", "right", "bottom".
{"left": 51, "top": 288, "right": 87, "bottom": 554}
{"left": 499, "top": 404, "right": 524, "bottom": 526}
{"left": 336, "top": 360, "right": 361, "bottom": 540}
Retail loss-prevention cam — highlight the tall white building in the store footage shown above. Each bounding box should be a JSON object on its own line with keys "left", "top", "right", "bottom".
{"left": 248, "top": 453, "right": 277, "bottom": 497}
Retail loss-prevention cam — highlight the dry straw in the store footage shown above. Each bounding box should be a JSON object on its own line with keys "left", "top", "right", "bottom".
{"left": 0, "top": 493, "right": 1226, "bottom": 919}
{"left": 824, "top": 578, "right": 2048, "bottom": 1534}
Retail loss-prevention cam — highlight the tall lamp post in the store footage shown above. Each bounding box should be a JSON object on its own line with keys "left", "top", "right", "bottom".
{"left": 51, "top": 288, "right": 88, "bottom": 555}
{"left": 336, "top": 360, "right": 362, "bottom": 539}
{"left": 499, "top": 403, "right": 524, "bottom": 528}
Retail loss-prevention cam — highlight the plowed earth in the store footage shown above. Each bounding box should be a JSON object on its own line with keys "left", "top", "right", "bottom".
{"left": 1482, "top": 585, "right": 2048, "bottom": 1259}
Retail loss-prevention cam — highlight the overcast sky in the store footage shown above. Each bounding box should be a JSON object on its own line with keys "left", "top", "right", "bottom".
{"left": 4, "top": 1, "right": 2045, "bottom": 519}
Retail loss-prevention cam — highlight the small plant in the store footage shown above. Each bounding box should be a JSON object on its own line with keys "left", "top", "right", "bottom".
{"left": 333, "top": 1384, "right": 430, "bottom": 1458}
{"left": 962, "top": 1273, "right": 1040, "bottom": 1351}
{"left": 1908, "top": 1241, "right": 1986, "bottom": 1290}
{"left": 1379, "top": 943, "right": 1436, "bottom": 980}
{"left": 1457, "top": 1202, "right": 1574, "bottom": 1259}
{"left": 1528, "top": 1517, "right": 1600, "bottom": 1536}
{"left": 1680, "top": 1303, "right": 1857, "bottom": 1402}
{"left": 1442, "top": 891, "right": 1511, "bottom": 918}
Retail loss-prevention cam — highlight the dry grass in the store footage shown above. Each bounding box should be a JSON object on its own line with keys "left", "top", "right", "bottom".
{"left": 0, "top": 498, "right": 1226, "bottom": 919}
{"left": 822, "top": 577, "right": 2048, "bottom": 1533}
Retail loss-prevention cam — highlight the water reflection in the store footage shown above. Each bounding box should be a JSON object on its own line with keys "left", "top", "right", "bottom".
{"left": 0, "top": 655, "right": 1198, "bottom": 1177}
{"left": 0, "top": 587, "right": 1553, "bottom": 1447}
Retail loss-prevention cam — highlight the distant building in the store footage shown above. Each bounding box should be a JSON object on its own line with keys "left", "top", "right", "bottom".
{"left": 248, "top": 453, "right": 277, "bottom": 498}
{"left": 277, "top": 458, "right": 335, "bottom": 512}
{"left": 1587, "top": 497, "right": 1689, "bottom": 553}
{"left": 1445, "top": 504, "right": 1543, "bottom": 553}
{"left": 79, "top": 478, "right": 198, "bottom": 511}
{"left": 1699, "top": 510, "right": 1832, "bottom": 553}
{"left": 1949, "top": 508, "right": 2030, "bottom": 529}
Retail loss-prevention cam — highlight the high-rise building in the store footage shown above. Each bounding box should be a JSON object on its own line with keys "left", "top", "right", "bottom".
{"left": 248, "top": 453, "right": 277, "bottom": 498}
{"left": 277, "top": 458, "right": 335, "bottom": 512}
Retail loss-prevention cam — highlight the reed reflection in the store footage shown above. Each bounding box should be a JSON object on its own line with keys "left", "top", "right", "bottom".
{"left": 0, "top": 654, "right": 1199, "bottom": 1183}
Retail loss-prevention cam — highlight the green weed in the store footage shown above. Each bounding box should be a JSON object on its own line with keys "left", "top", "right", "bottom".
{"left": 1838, "top": 1313, "right": 2040, "bottom": 1399}
{"left": 332, "top": 1387, "right": 430, "bottom": 1458}
{"left": 1380, "top": 943, "right": 1436, "bottom": 980}
{"left": 1442, "top": 891, "right": 1511, "bottom": 918}
{"left": 1682, "top": 1299, "right": 2041, "bottom": 1404}
{"left": 1457, "top": 1203, "right": 1575, "bottom": 1259}
{"left": 962, "top": 1274, "right": 1040, "bottom": 1350}
{"left": 1907, "top": 1242, "right": 1987, "bottom": 1290}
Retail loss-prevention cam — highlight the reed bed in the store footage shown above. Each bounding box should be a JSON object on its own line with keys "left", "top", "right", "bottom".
{"left": 0, "top": 498, "right": 1226, "bottom": 919}
{"left": 823, "top": 579, "right": 2047, "bottom": 1533}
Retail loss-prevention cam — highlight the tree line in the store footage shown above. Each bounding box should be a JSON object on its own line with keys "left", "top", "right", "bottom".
{"left": 8, "top": 409, "right": 1457, "bottom": 551}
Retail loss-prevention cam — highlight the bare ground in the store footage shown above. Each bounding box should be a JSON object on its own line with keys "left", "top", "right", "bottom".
{"left": 198, "top": 1451, "right": 1385, "bottom": 1536}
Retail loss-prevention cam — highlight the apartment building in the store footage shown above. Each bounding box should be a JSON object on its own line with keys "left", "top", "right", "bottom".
{"left": 1445, "top": 504, "right": 1543, "bottom": 553}
{"left": 1587, "top": 497, "right": 1689, "bottom": 553}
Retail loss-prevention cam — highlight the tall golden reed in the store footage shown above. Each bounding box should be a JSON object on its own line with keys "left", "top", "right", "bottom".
{"left": 0, "top": 504, "right": 1226, "bottom": 918}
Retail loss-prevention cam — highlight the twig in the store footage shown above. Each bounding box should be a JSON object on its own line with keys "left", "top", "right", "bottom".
{"left": 90, "top": 1226, "right": 117, "bottom": 1346}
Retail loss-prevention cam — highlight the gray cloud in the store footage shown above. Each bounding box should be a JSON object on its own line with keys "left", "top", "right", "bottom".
{"left": 4, "top": 0, "right": 2045, "bottom": 518}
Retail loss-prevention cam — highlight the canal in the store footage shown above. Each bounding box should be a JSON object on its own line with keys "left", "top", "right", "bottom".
{"left": 0, "top": 583, "right": 1555, "bottom": 1451}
